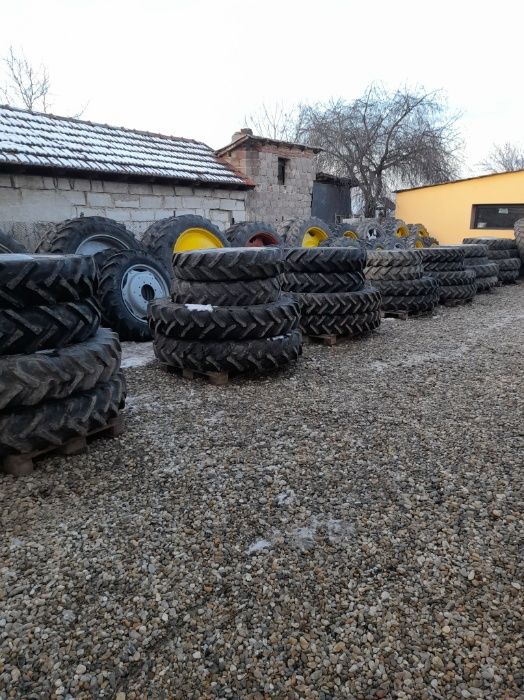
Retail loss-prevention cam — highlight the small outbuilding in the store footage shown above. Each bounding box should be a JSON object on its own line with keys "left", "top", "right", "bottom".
{"left": 395, "top": 170, "right": 524, "bottom": 245}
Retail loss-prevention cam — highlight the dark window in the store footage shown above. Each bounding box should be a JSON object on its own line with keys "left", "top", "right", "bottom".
{"left": 277, "top": 157, "right": 287, "bottom": 185}
{"left": 472, "top": 204, "right": 524, "bottom": 230}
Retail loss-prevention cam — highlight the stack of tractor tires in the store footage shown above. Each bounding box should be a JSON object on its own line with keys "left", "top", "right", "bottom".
{"left": 460, "top": 244, "right": 499, "bottom": 292}
{"left": 463, "top": 237, "right": 521, "bottom": 284}
{"left": 365, "top": 250, "right": 439, "bottom": 314}
{"left": 0, "top": 254, "right": 125, "bottom": 459}
{"left": 515, "top": 219, "right": 524, "bottom": 265}
{"left": 281, "top": 247, "right": 381, "bottom": 337}
{"left": 420, "top": 247, "right": 477, "bottom": 303}
{"left": 148, "top": 247, "right": 301, "bottom": 375}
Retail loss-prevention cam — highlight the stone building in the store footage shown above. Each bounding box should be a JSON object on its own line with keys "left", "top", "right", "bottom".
{"left": 0, "top": 105, "right": 252, "bottom": 250}
{"left": 217, "top": 129, "right": 320, "bottom": 226}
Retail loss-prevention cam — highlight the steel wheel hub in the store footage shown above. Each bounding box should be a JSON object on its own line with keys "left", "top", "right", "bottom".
{"left": 121, "top": 265, "right": 169, "bottom": 320}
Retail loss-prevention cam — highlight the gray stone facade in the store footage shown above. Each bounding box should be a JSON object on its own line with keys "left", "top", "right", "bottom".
{"left": 0, "top": 173, "right": 247, "bottom": 251}
{"left": 219, "top": 137, "right": 318, "bottom": 226}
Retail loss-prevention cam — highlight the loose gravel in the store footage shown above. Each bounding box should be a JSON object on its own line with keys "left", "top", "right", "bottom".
{"left": 1, "top": 284, "right": 523, "bottom": 700}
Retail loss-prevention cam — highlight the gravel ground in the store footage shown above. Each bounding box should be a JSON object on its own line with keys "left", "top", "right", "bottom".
{"left": 1, "top": 284, "right": 523, "bottom": 700}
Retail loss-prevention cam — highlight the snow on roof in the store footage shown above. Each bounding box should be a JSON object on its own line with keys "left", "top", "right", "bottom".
{"left": 0, "top": 105, "right": 251, "bottom": 188}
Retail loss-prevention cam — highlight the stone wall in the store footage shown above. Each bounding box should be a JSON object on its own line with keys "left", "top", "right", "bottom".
{"left": 0, "top": 173, "right": 247, "bottom": 250}
{"left": 222, "top": 143, "right": 316, "bottom": 225}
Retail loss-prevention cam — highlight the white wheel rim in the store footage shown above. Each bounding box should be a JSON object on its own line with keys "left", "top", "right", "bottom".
{"left": 121, "top": 265, "right": 169, "bottom": 320}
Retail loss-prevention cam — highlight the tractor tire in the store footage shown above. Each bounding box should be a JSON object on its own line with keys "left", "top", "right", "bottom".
{"left": 486, "top": 249, "right": 516, "bottom": 260}
{"left": 365, "top": 265, "right": 423, "bottom": 281}
{"left": 463, "top": 236, "right": 517, "bottom": 250}
{"left": 173, "top": 247, "right": 283, "bottom": 282}
{"left": 382, "top": 219, "right": 410, "bottom": 238}
{"left": 0, "top": 254, "right": 97, "bottom": 309}
{"left": 426, "top": 269, "right": 476, "bottom": 285}
{"left": 98, "top": 251, "right": 171, "bottom": 341}
{"left": 439, "top": 283, "right": 477, "bottom": 301}
{"left": 366, "top": 250, "right": 422, "bottom": 267}
{"left": 36, "top": 216, "right": 140, "bottom": 257}
{"left": 291, "top": 286, "right": 381, "bottom": 316}
{"left": 281, "top": 271, "right": 365, "bottom": 293}
{"left": 153, "top": 330, "right": 302, "bottom": 374}
{"left": 419, "top": 247, "right": 465, "bottom": 263}
{"left": 514, "top": 218, "right": 524, "bottom": 263}
{"left": 224, "top": 221, "right": 283, "bottom": 247}
{"left": 142, "top": 215, "right": 227, "bottom": 269}
{"left": 370, "top": 276, "right": 440, "bottom": 296}
{"left": 0, "top": 298, "right": 100, "bottom": 356}
{"left": 353, "top": 220, "right": 387, "bottom": 245}
{"left": 0, "top": 329, "right": 121, "bottom": 410}
{"left": 300, "top": 310, "right": 381, "bottom": 337}
{"left": 277, "top": 217, "right": 332, "bottom": 247}
{"left": 0, "top": 373, "right": 126, "bottom": 457}
{"left": 319, "top": 236, "right": 362, "bottom": 249}
{"left": 423, "top": 261, "right": 466, "bottom": 272}
{"left": 465, "top": 262, "right": 499, "bottom": 278}
{"left": 171, "top": 276, "right": 281, "bottom": 306}
{"left": 496, "top": 258, "right": 521, "bottom": 272}
{"left": 380, "top": 293, "right": 439, "bottom": 313}
{"left": 0, "top": 229, "right": 28, "bottom": 253}
{"left": 149, "top": 296, "right": 300, "bottom": 342}
{"left": 331, "top": 223, "right": 360, "bottom": 241}
{"left": 408, "top": 223, "right": 429, "bottom": 238}
{"left": 460, "top": 244, "right": 488, "bottom": 258}
{"left": 406, "top": 233, "right": 427, "bottom": 249}
{"left": 284, "top": 246, "right": 366, "bottom": 274}
{"left": 497, "top": 270, "right": 519, "bottom": 284}
{"left": 475, "top": 276, "right": 498, "bottom": 292}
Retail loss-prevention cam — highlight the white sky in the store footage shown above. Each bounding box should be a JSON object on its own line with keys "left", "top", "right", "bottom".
{"left": 1, "top": 0, "right": 522, "bottom": 176}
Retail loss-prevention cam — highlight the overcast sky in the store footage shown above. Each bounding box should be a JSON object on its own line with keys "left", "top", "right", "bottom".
{"left": 1, "top": 0, "right": 521, "bottom": 176}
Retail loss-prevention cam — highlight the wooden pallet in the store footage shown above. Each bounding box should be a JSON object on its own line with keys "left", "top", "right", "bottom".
{"left": 306, "top": 334, "right": 338, "bottom": 347}
{"left": 163, "top": 364, "right": 229, "bottom": 386}
{"left": 380, "top": 309, "right": 435, "bottom": 321}
{"left": 442, "top": 298, "right": 474, "bottom": 308}
{"left": 1, "top": 416, "right": 125, "bottom": 477}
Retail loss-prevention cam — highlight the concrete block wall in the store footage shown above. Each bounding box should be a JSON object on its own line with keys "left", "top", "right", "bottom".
{"left": 0, "top": 173, "right": 247, "bottom": 250}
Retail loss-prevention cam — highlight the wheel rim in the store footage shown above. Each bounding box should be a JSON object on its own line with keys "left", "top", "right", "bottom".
{"left": 121, "top": 264, "right": 169, "bottom": 321}
{"left": 75, "top": 235, "right": 131, "bottom": 255}
{"left": 246, "top": 232, "right": 280, "bottom": 247}
{"left": 302, "top": 226, "right": 328, "bottom": 247}
{"left": 173, "top": 228, "right": 225, "bottom": 252}
{"left": 395, "top": 226, "right": 410, "bottom": 238}
{"left": 341, "top": 230, "right": 359, "bottom": 240}
{"left": 415, "top": 239, "right": 424, "bottom": 249}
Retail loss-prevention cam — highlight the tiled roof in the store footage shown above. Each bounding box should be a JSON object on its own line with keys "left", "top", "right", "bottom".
{"left": 216, "top": 133, "right": 321, "bottom": 156}
{"left": 0, "top": 105, "right": 251, "bottom": 187}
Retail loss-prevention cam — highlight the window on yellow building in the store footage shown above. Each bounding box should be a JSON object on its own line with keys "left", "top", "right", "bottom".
{"left": 472, "top": 204, "right": 524, "bottom": 229}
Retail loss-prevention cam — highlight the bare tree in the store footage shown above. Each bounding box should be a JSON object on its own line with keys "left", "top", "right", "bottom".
{"left": 297, "top": 85, "right": 462, "bottom": 217}
{"left": 0, "top": 47, "right": 51, "bottom": 111}
{"left": 244, "top": 102, "right": 305, "bottom": 142}
{"left": 480, "top": 142, "right": 524, "bottom": 173}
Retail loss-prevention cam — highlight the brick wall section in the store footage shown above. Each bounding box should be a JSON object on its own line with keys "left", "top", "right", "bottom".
{"left": 0, "top": 173, "right": 247, "bottom": 250}
{"left": 222, "top": 143, "right": 316, "bottom": 225}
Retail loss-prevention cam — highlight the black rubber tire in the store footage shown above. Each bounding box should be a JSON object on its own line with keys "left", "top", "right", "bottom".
{"left": 496, "top": 258, "right": 521, "bottom": 272}
{"left": 0, "top": 373, "right": 126, "bottom": 457}
{"left": 173, "top": 247, "right": 283, "bottom": 282}
{"left": 426, "top": 269, "right": 476, "bottom": 285}
{"left": 463, "top": 237, "right": 517, "bottom": 251}
{"left": 486, "top": 249, "right": 516, "bottom": 260}
{"left": 380, "top": 293, "right": 439, "bottom": 313}
{"left": 153, "top": 330, "right": 302, "bottom": 374}
{"left": 353, "top": 220, "right": 387, "bottom": 244}
{"left": 36, "top": 217, "right": 140, "bottom": 257}
{"left": 277, "top": 217, "right": 332, "bottom": 247}
{"left": 141, "top": 215, "right": 228, "bottom": 269}
{"left": 318, "top": 237, "right": 362, "bottom": 249}
{"left": 301, "top": 310, "right": 381, "bottom": 337}
{"left": 422, "top": 261, "right": 466, "bottom": 272}
{"left": 284, "top": 247, "right": 366, "bottom": 274}
{"left": 476, "top": 275, "right": 498, "bottom": 292}
{"left": 366, "top": 250, "right": 422, "bottom": 267}
{"left": 291, "top": 286, "right": 381, "bottom": 316}
{"left": 365, "top": 265, "right": 423, "bottom": 281}
{"left": 281, "top": 271, "right": 365, "bottom": 293}
{"left": 224, "top": 222, "right": 283, "bottom": 247}
{"left": 0, "top": 329, "right": 121, "bottom": 410}
{"left": 149, "top": 296, "right": 300, "bottom": 342}
{"left": 419, "top": 247, "right": 465, "bottom": 263}
{"left": 460, "top": 244, "right": 488, "bottom": 258}
{"left": 466, "top": 262, "right": 499, "bottom": 278}
{"left": 370, "top": 276, "right": 440, "bottom": 296}
{"left": 515, "top": 219, "right": 524, "bottom": 264}
{"left": 498, "top": 269, "right": 520, "bottom": 283}
{"left": 97, "top": 251, "right": 171, "bottom": 341}
{"left": 0, "top": 254, "right": 97, "bottom": 309}
{"left": 439, "top": 283, "right": 477, "bottom": 301}
{"left": 171, "top": 276, "right": 281, "bottom": 306}
{"left": 331, "top": 223, "right": 360, "bottom": 240}
{"left": 0, "top": 298, "right": 100, "bottom": 356}
{"left": 0, "top": 229, "right": 28, "bottom": 254}
{"left": 381, "top": 219, "right": 410, "bottom": 238}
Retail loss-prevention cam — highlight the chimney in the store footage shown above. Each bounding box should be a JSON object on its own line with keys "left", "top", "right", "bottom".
{"left": 231, "top": 127, "right": 253, "bottom": 142}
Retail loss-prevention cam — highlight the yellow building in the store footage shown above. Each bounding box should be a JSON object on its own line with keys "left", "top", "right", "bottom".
{"left": 395, "top": 170, "right": 524, "bottom": 245}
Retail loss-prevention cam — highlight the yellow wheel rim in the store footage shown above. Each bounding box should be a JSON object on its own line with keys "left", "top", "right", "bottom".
{"left": 341, "top": 229, "right": 359, "bottom": 240}
{"left": 395, "top": 225, "right": 410, "bottom": 238}
{"left": 173, "top": 228, "right": 225, "bottom": 252}
{"left": 415, "top": 238, "right": 424, "bottom": 248}
{"left": 302, "top": 226, "right": 328, "bottom": 247}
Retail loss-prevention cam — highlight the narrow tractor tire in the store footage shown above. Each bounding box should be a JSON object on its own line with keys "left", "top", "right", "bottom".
{"left": 439, "top": 283, "right": 477, "bottom": 301}
{"left": 380, "top": 293, "right": 439, "bottom": 313}
{"left": 0, "top": 298, "right": 101, "bottom": 356}
{"left": 0, "top": 254, "right": 97, "bottom": 309}
{"left": 465, "top": 262, "right": 499, "bottom": 278}
{"left": 291, "top": 286, "right": 381, "bottom": 316}
{"left": 0, "top": 329, "right": 121, "bottom": 410}
{"left": 284, "top": 247, "right": 366, "bottom": 274}
{"left": 171, "top": 276, "right": 281, "bottom": 306}
{"left": 153, "top": 330, "right": 302, "bottom": 374}
{"left": 463, "top": 237, "right": 517, "bottom": 251}
{"left": 366, "top": 250, "right": 422, "bottom": 267}
{"left": 301, "top": 310, "right": 381, "bottom": 337}
{"left": 419, "top": 247, "right": 465, "bottom": 263}
{"left": 365, "top": 265, "right": 423, "bottom": 281}
{"left": 173, "top": 247, "right": 283, "bottom": 282}
{"left": 476, "top": 276, "right": 499, "bottom": 292}
{"left": 514, "top": 218, "right": 524, "bottom": 263}
{"left": 423, "top": 261, "right": 466, "bottom": 272}
{"left": 281, "top": 271, "right": 365, "bottom": 293}
{"left": 426, "top": 269, "right": 476, "bottom": 285}
{"left": 149, "top": 296, "right": 300, "bottom": 342}
{"left": 370, "top": 276, "right": 440, "bottom": 296}
{"left": 496, "top": 258, "right": 521, "bottom": 272}
{"left": 498, "top": 269, "right": 520, "bottom": 283}
{"left": 0, "top": 373, "right": 126, "bottom": 457}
